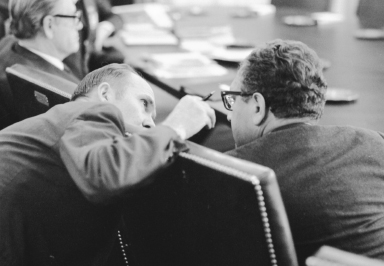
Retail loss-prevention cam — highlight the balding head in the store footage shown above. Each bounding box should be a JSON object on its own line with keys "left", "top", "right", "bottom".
{"left": 71, "top": 64, "right": 138, "bottom": 101}
{"left": 72, "top": 63, "right": 156, "bottom": 129}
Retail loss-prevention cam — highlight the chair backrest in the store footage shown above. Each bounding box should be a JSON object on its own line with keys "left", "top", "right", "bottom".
{"left": 121, "top": 141, "right": 298, "bottom": 266}
{"left": 307, "top": 246, "right": 384, "bottom": 266}
{"left": 5, "top": 64, "right": 77, "bottom": 120}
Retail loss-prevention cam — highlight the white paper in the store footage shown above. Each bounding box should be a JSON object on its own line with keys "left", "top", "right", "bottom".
{"left": 143, "top": 52, "right": 228, "bottom": 79}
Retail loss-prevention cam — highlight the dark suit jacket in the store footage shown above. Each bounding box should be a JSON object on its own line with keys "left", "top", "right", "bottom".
{"left": 0, "top": 101, "right": 182, "bottom": 266}
{"left": 227, "top": 123, "right": 384, "bottom": 265}
{"left": 0, "top": 35, "right": 81, "bottom": 130}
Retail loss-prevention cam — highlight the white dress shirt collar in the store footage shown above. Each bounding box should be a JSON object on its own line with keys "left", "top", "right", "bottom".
{"left": 18, "top": 42, "right": 65, "bottom": 71}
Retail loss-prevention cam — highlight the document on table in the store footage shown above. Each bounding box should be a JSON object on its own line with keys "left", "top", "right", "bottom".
{"left": 119, "top": 24, "right": 179, "bottom": 46}
{"left": 141, "top": 52, "right": 228, "bottom": 79}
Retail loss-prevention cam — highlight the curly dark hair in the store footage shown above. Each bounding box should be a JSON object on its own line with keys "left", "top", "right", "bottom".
{"left": 239, "top": 39, "right": 327, "bottom": 119}
{"left": 9, "top": 0, "right": 57, "bottom": 39}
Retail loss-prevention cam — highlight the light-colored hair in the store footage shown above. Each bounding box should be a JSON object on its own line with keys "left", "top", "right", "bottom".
{"left": 9, "top": 0, "right": 57, "bottom": 39}
{"left": 239, "top": 39, "right": 327, "bottom": 120}
{"left": 71, "top": 63, "right": 138, "bottom": 101}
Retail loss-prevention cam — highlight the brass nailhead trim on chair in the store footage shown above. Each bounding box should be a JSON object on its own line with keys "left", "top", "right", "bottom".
{"left": 179, "top": 152, "right": 278, "bottom": 266}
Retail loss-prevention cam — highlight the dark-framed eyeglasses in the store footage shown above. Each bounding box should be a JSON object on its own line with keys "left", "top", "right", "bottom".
{"left": 221, "top": 91, "right": 254, "bottom": 111}
{"left": 52, "top": 11, "right": 82, "bottom": 26}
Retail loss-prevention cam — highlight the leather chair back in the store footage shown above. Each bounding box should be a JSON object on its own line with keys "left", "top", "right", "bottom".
{"left": 121, "top": 141, "right": 299, "bottom": 266}
{"left": 6, "top": 64, "right": 77, "bottom": 120}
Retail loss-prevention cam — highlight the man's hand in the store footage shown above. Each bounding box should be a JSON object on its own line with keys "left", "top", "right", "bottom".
{"left": 94, "top": 21, "right": 115, "bottom": 51}
{"left": 161, "top": 95, "right": 216, "bottom": 140}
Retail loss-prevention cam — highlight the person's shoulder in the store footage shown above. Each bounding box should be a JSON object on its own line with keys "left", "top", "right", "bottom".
{"left": 0, "top": 36, "right": 37, "bottom": 73}
{"left": 52, "top": 101, "right": 120, "bottom": 116}
{"left": 225, "top": 138, "right": 265, "bottom": 159}
{"left": 0, "top": 35, "right": 18, "bottom": 58}
{"left": 62, "top": 101, "right": 124, "bottom": 124}
{"left": 347, "top": 125, "right": 384, "bottom": 140}
{"left": 18, "top": 101, "right": 125, "bottom": 134}
{"left": 78, "top": 101, "right": 121, "bottom": 114}
{"left": 0, "top": 35, "right": 17, "bottom": 47}
{"left": 311, "top": 125, "right": 384, "bottom": 146}
{"left": 318, "top": 124, "right": 381, "bottom": 135}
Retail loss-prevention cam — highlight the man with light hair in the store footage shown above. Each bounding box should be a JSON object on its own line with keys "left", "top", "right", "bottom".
{"left": 0, "top": 0, "right": 82, "bottom": 129}
{"left": 0, "top": 63, "right": 216, "bottom": 265}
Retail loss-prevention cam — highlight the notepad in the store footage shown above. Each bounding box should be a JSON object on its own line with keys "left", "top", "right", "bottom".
{"left": 142, "top": 52, "right": 228, "bottom": 79}
{"left": 119, "top": 26, "right": 179, "bottom": 46}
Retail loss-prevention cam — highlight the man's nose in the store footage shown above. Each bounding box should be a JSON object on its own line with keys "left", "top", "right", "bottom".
{"left": 143, "top": 118, "right": 155, "bottom": 129}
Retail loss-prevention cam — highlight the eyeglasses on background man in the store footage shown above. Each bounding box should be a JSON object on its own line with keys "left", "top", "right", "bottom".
{"left": 221, "top": 91, "right": 254, "bottom": 111}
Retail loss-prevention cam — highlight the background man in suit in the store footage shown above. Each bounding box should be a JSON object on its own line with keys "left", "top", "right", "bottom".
{"left": 0, "top": 63, "right": 215, "bottom": 266}
{"left": 224, "top": 39, "right": 384, "bottom": 265}
{"left": 64, "top": 0, "right": 126, "bottom": 77}
{"left": 0, "top": 0, "right": 124, "bottom": 78}
{"left": 0, "top": 0, "right": 82, "bottom": 130}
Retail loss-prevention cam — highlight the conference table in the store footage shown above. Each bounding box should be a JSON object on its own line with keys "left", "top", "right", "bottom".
{"left": 114, "top": 5, "right": 384, "bottom": 152}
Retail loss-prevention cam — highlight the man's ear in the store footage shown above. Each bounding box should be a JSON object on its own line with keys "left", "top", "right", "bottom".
{"left": 251, "top": 92, "right": 267, "bottom": 126}
{"left": 97, "top": 82, "right": 113, "bottom": 102}
{"left": 42, "top": 16, "right": 54, "bottom": 39}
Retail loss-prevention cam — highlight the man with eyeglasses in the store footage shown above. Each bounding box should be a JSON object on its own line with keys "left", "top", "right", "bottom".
{"left": 0, "top": 0, "right": 82, "bottom": 130}
{"left": 223, "top": 39, "right": 384, "bottom": 265}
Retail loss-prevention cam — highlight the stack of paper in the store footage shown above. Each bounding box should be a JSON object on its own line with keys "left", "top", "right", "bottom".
{"left": 142, "top": 52, "right": 228, "bottom": 79}
{"left": 119, "top": 24, "right": 178, "bottom": 46}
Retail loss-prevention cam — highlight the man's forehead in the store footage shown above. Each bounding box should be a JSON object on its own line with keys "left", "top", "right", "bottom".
{"left": 125, "top": 74, "right": 154, "bottom": 96}
{"left": 116, "top": 78, "right": 155, "bottom": 109}
{"left": 127, "top": 82, "right": 155, "bottom": 100}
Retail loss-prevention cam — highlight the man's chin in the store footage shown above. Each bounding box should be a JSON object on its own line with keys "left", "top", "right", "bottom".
{"left": 68, "top": 43, "right": 80, "bottom": 55}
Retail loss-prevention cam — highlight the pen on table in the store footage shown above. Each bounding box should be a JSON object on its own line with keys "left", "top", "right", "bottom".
{"left": 202, "top": 91, "right": 216, "bottom": 101}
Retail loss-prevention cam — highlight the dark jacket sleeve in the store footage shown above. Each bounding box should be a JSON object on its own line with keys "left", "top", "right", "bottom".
{"left": 59, "top": 103, "right": 183, "bottom": 203}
